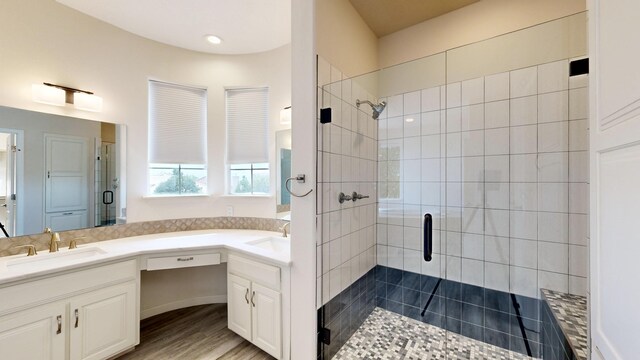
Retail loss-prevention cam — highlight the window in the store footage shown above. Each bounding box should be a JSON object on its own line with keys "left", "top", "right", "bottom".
{"left": 148, "top": 80, "right": 207, "bottom": 195}
{"left": 225, "top": 87, "right": 270, "bottom": 195}
{"left": 229, "top": 163, "right": 270, "bottom": 195}
{"left": 380, "top": 143, "right": 402, "bottom": 200}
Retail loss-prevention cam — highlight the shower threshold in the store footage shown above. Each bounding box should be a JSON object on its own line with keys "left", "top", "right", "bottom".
{"left": 333, "top": 307, "right": 537, "bottom": 360}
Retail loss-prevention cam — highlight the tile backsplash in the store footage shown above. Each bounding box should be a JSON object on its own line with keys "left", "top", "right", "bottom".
{"left": 0, "top": 217, "right": 288, "bottom": 257}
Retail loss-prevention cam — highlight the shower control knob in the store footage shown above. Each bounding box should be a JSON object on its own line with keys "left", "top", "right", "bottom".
{"left": 352, "top": 192, "right": 369, "bottom": 202}
{"left": 338, "top": 192, "right": 352, "bottom": 204}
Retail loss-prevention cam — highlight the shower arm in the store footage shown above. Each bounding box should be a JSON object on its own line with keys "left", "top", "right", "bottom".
{"left": 356, "top": 99, "right": 374, "bottom": 108}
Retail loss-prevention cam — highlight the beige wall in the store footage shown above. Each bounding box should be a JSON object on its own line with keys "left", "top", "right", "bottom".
{"left": 447, "top": 12, "right": 587, "bottom": 83}
{"left": 375, "top": 12, "right": 588, "bottom": 97}
{"left": 378, "top": 0, "right": 586, "bottom": 69}
{"left": 316, "top": 0, "right": 378, "bottom": 77}
{"left": 0, "top": 0, "right": 291, "bottom": 225}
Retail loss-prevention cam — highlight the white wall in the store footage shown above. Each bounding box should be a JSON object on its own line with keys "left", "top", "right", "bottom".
{"left": 378, "top": 0, "right": 586, "bottom": 69}
{"left": 0, "top": 0, "right": 291, "bottom": 224}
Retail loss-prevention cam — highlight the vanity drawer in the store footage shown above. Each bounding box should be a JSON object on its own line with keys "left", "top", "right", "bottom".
{"left": 227, "top": 254, "right": 280, "bottom": 291}
{"left": 146, "top": 253, "right": 221, "bottom": 271}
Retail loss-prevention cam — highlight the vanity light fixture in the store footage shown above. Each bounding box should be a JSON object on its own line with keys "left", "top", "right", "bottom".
{"left": 280, "top": 106, "right": 292, "bottom": 125}
{"left": 205, "top": 34, "right": 222, "bottom": 44}
{"left": 74, "top": 92, "right": 103, "bottom": 112}
{"left": 31, "top": 84, "right": 65, "bottom": 106}
{"left": 32, "top": 82, "right": 103, "bottom": 112}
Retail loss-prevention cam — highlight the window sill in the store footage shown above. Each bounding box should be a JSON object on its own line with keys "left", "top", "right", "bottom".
{"left": 221, "top": 194, "right": 273, "bottom": 198}
{"left": 143, "top": 194, "right": 210, "bottom": 199}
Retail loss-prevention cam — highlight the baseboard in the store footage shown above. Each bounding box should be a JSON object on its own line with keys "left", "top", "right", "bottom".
{"left": 141, "top": 295, "right": 227, "bottom": 320}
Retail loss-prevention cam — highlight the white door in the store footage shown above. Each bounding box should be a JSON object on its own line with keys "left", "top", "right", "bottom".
{"left": 227, "top": 274, "right": 252, "bottom": 341}
{"left": 46, "top": 211, "right": 88, "bottom": 233}
{"left": 69, "top": 282, "right": 137, "bottom": 360}
{"left": 590, "top": 0, "right": 640, "bottom": 358}
{"left": 45, "top": 135, "right": 88, "bottom": 228}
{"left": 0, "top": 302, "right": 66, "bottom": 360}
{"left": 251, "top": 282, "right": 281, "bottom": 359}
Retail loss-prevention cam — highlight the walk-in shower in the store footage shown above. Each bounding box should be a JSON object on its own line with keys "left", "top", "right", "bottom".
{"left": 356, "top": 99, "right": 386, "bottom": 120}
{"left": 317, "top": 11, "right": 589, "bottom": 360}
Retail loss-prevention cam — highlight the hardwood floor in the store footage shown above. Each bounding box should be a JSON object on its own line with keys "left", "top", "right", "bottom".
{"left": 116, "top": 304, "right": 274, "bottom": 360}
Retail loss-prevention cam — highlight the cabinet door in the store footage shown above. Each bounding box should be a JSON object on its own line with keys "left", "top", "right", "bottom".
{"left": 251, "top": 282, "right": 281, "bottom": 359}
{"left": 227, "top": 274, "right": 252, "bottom": 341}
{"left": 69, "top": 281, "right": 137, "bottom": 360}
{"left": 0, "top": 302, "right": 66, "bottom": 360}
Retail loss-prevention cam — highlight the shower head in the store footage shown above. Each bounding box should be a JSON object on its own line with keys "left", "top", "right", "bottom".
{"left": 356, "top": 99, "right": 387, "bottom": 120}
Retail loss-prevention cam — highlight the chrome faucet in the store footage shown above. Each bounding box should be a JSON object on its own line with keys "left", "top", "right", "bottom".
{"left": 280, "top": 222, "right": 291, "bottom": 238}
{"left": 44, "top": 228, "right": 60, "bottom": 253}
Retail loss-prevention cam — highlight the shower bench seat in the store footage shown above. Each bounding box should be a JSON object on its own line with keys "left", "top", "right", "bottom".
{"left": 541, "top": 289, "right": 588, "bottom": 360}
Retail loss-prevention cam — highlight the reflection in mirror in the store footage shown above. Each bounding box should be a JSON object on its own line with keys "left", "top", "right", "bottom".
{"left": 0, "top": 106, "right": 126, "bottom": 237}
{"left": 275, "top": 129, "right": 291, "bottom": 220}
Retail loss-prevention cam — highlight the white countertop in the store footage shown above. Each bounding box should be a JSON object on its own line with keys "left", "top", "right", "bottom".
{"left": 0, "top": 229, "right": 291, "bottom": 286}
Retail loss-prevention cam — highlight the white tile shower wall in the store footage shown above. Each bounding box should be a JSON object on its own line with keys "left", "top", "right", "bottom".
{"left": 376, "top": 59, "right": 589, "bottom": 298}
{"left": 377, "top": 84, "right": 448, "bottom": 282}
{"left": 317, "top": 56, "right": 378, "bottom": 307}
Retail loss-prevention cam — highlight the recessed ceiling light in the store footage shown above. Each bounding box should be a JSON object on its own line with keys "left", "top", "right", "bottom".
{"left": 405, "top": 118, "right": 414, "bottom": 123}
{"left": 204, "top": 35, "right": 222, "bottom": 44}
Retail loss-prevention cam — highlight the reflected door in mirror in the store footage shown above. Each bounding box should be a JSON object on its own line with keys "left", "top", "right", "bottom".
{"left": 45, "top": 135, "right": 88, "bottom": 231}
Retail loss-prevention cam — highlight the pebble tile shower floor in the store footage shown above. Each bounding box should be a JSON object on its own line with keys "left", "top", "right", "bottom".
{"left": 333, "top": 307, "right": 536, "bottom": 360}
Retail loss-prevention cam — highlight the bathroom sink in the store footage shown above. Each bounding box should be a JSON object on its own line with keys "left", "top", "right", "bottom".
{"left": 5, "top": 247, "right": 107, "bottom": 270}
{"left": 247, "top": 237, "right": 290, "bottom": 253}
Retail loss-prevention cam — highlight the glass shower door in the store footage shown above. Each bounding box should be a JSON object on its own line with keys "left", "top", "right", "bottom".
{"left": 442, "top": 13, "right": 588, "bottom": 359}
{"left": 97, "top": 142, "right": 117, "bottom": 226}
{"left": 376, "top": 52, "right": 450, "bottom": 357}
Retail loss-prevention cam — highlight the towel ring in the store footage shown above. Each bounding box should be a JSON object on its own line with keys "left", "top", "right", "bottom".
{"left": 285, "top": 174, "right": 313, "bottom": 198}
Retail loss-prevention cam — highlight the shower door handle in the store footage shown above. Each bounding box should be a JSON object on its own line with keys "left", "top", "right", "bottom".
{"left": 423, "top": 213, "right": 432, "bottom": 262}
{"left": 102, "top": 190, "right": 113, "bottom": 205}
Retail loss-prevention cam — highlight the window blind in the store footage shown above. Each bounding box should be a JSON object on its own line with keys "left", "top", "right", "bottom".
{"left": 225, "top": 87, "right": 269, "bottom": 164}
{"left": 148, "top": 80, "right": 207, "bottom": 165}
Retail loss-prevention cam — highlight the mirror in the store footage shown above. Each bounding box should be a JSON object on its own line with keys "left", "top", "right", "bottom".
{"left": 0, "top": 105, "right": 126, "bottom": 237}
{"left": 275, "top": 129, "right": 291, "bottom": 220}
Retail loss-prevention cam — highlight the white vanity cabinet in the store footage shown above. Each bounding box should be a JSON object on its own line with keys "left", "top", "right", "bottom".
{"left": 0, "top": 302, "right": 66, "bottom": 360}
{"left": 0, "top": 260, "right": 139, "bottom": 360}
{"left": 69, "top": 281, "right": 137, "bottom": 360}
{"left": 227, "top": 254, "right": 282, "bottom": 359}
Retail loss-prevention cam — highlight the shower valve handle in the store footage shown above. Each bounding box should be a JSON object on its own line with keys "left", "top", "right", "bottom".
{"left": 352, "top": 192, "right": 369, "bottom": 202}
{"left": 338, "top": 192, "right": 352, "bottom": 204}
